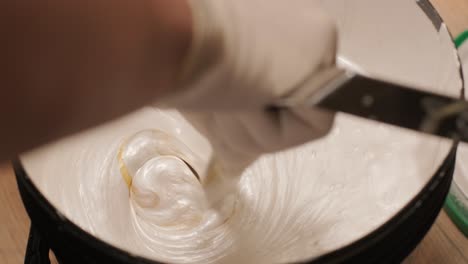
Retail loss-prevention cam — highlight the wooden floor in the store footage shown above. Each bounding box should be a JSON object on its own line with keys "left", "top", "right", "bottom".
{"left": 1, "top": 0, "right": 468, "bottom": 263}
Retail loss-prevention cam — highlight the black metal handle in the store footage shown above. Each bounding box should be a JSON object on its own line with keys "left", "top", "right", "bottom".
{"left": 25, "top": 225, "right": 51, "bottom": 264}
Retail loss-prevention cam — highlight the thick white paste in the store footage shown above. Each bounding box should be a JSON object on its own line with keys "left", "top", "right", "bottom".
{"left": 21, "top": 108, "right": 452, "bottom": 263}
{"left": 20, "top": 0, "right": 462, "bottom": 263}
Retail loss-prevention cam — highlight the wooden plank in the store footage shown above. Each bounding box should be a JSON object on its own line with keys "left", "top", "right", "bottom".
{"left": 436, "top": 211, "right": 468, "bottom": 260}
{"left": 405, "top": 212, "right": 468, "bottom": 263}
{"left": 431, "top": 0, "right": 468, "bottom": 36}
{"left": 0, "top": 163, "right": 29, "bottom": 264}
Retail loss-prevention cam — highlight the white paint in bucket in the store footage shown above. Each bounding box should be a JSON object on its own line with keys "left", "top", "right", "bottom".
{"left": 20, "top": 0, "right": 462, "bottom": 263}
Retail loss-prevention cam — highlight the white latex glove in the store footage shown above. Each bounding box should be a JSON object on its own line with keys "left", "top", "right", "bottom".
{"left": 158, "top": 0, "right": 339, "bottom": 202}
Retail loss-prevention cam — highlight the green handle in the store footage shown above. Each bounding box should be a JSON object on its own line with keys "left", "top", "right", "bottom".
{"left": 455, "top": 30, "right": 468, "bottom": 48}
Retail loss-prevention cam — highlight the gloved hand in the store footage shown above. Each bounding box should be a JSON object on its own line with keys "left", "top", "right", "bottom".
{"left": 157, "top": 0, "right": 339, "bottom": 191}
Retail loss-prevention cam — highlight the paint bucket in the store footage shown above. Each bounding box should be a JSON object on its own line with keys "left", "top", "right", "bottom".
{"left": 14, "top": 0, "right": 464, "bottom": 263}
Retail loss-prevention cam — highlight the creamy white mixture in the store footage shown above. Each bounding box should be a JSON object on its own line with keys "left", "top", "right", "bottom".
{"left": 20, "top": 0, "right": 462, "bottom": 263}
{"left": 21, "top": 108, "right": 451, "bottom": 263}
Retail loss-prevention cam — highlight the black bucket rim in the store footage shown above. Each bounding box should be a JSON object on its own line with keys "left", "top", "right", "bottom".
{"left": 13, "top": 142, "right": 458, "bottom": 264}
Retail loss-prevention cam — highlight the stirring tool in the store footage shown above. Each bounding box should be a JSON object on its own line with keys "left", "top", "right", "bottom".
{"left": 278, "top": 69, "right": 468, "bottom": 143}
{"left": 179, "top": 69, "right": 468, "bottom": 186}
